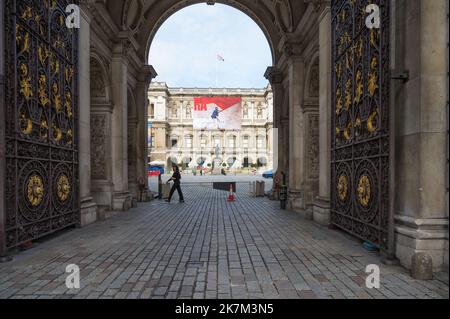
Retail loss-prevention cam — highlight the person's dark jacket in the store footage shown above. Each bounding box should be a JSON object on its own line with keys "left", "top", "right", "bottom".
{"left": 172, "top": 171, "right": 181, "bottom": 184}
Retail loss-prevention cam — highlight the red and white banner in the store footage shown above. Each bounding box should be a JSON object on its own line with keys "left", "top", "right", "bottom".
{"left": 193, "top": 97, "right": 242, "bottom": 130}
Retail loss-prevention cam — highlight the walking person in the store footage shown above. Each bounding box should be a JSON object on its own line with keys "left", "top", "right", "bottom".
{"left": 165, "top": 165, "right": 185, "bottom": 203}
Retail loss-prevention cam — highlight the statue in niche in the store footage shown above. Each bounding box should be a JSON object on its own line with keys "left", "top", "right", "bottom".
{"left": 186, "top": 103, "right": 192, "bottom": 118}
{"left": 172, "top": 106, "right": 178, "bottom": 118}
{"left": 257, "top": 103, "right": 263, "bottom": 119}
{"left": 243, "top": 103, "right": 249, "bottom": 119}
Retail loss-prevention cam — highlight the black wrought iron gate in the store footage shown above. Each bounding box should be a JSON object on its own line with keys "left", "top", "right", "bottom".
{"left": 1, "top": 0, "right": 79, "bottom": 253}
{"left": 331, "top": 0, "right": 390, "bottom": 250}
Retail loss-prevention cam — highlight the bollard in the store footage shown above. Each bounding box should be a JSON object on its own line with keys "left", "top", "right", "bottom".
{"left": 411, "top": 252, "right": 433, "bottom": 280}
{"left": 280, "top": 185, "right": 288, "bottom": 210}
{"left": 158, "top": 174, "right": 162, "bottom": 199}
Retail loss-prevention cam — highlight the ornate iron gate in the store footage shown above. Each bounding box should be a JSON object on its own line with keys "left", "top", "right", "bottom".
{"left": 2, "top": 0, "right": 79, "bottom": 252}
{"left": 331, "top": 0, "right": 390, "bottom": 250}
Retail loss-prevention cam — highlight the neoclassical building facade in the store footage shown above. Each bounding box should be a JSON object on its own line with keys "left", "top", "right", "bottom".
{"left": 148, "top": 82, "right": 274, "bottom": 171}
{"left": 0, "top": 0, "right": 448, "bottom": 273}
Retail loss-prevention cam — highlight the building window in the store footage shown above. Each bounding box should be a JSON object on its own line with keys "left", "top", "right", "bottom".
{"left": 243, "top": 157, "right": 250, "bottom": 168}
{"left": 149, "top": 103, "right": 155, "bottom": 119}
{"left": 257, "top": 136, "right": 264, "bottom": 149}
{"left": 200, "top": 136, "right": 207, "bottom": 148}
{"left": 185, "top": 135, "right": 193, "bottom": 148}
{"left": 228, "top": 136, "right": 236, "bottom": 148}
{"left": 150, "top": 134, "right": 155, "bottom": 148}
{"left": 242, "top": 135, "right": 249, "bottom": 148}
{"left": 171, "top": 137, "right": 179, "bottom": 148}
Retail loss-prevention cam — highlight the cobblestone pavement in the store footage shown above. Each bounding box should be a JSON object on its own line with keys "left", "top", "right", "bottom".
{"left": 0, "top": 184, "right": 448, "bottom": 299}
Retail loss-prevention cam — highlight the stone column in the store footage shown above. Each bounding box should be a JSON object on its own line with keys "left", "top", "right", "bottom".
{"left": 265, "top": 67, "right": 285, "bottom": 194}
{"left": 78, "top": 7, "right": 97, "bottom": 226}
{"left": 313, "top": 2, "right": 332, "bottom": 226}
{"left": 0, "top": 0, "right": 6, "bottom": 255}
{"left": 110, "top": 40, "right": 132, "bottom": 211}
{"left": 133, "top": 65, "right": 157, "bottom": 201}
{"left": 394, "top": 0, "right": 449, "bottom": 271}
{"left": 286, "top": 55, "right": 307, "bottom": 215}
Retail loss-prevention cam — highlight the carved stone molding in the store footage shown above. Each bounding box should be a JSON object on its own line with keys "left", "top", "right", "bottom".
{"left": 308, "top": 113, "right": 319, "bottom": 179}
{"left": 264, "top": 67, "right": 284, "bottom": 85}
{"left": 91, "top": 114, "right": 107, "bottom": 180}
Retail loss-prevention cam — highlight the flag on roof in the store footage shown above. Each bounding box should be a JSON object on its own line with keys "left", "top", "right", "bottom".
{"left": 217, "top": 54, "right": 225, "bottom": 62}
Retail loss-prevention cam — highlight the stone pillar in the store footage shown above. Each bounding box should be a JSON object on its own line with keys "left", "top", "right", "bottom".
{"left": 264, "top": 67, "right": 285, "bottom": 186}
{"left": 78, "top": 7, "right": 97, "bottom": 226}
{"left": 313, "top": 2, "right": 332, "bottom": 226}
{"left": 394, "top": 0, "right": 449, "bottom": 271}
{"left": 0, "top": 0, "right": 6, "bottom": 255}
{"left": 110, "top": 41, "right": 132, "bottom": 211}
{"left": 286, "top": 56, "right": 308, "bottom": 215}
{"left": 131, "top": 65, "right": 157, "bottom": 201}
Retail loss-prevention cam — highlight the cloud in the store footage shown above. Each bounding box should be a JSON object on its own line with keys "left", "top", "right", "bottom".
{"left": 148, "top": 3, "right": 272, "bottom": 88}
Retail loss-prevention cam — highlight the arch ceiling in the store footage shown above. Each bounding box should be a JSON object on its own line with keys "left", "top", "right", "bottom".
{"left": 104, "top": 0, "right": 309, "bottom": 62}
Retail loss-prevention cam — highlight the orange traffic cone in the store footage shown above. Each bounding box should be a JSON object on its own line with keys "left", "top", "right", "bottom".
{"left": 227, "top": 184, "right": 236, "bottom": 202}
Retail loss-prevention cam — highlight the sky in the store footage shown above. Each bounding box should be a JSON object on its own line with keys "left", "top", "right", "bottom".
{"left": 148, "top": 3, "right": 272, "bottom": 89}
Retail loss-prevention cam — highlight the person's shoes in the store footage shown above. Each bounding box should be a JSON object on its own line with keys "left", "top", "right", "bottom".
{"left": 165, "top": 199, "right": 170, "bottom": 203}
{"left": 179, "top": 200, "right": 185, "bottom": 203}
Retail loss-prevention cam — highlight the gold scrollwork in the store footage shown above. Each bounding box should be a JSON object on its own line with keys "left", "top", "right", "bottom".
{"left": 38, "top": 46, "right": 49, "bottom": 66}
{"left": 367, "top": 110, "right": 379, "bottom": 133}
{"left": 51, "top": 55, "right": 60, "bottom": 76}
{"left": 19, "top": 111, "right": 33, "bottom": 135}
{"left": 357, "top": 175, "right": 371, "bottom": 207}
{"left": 335, "top": 63, "right": 341, "bottom": 80}
{"left": 337, "top": 175, "right": 348, "bottom": 202}
{"left": 65, "top": 67, "right": 74, "bottom": 84}
{"left": 21, "top": 6, "right": 33, "bottom": 20}
{"left": 38, "top": 75, "right": 49, "bottom": 106}
{"left": 336, "top": 88, "right": 343, "bottom": 115}
{"left": 368, "top": 57, "right": 379, "bottom": 96}
{"left": 65, "top": 91, "right": 73, "bottom": 118}
{"left": 16, "top": 25, "right": 30, "bottom": 55}
{"left": 27, "top": 175, "right": 45, "bottom": 207}
{"left": 53, "top": 122, "right": 62, "bottom": 142}
{"left": 343, "top": 121, "right": 352, "bottom": 140}
{"left": 370, "top": 29, "right": 379, "bottom": 47}
{"left": 57, "top": 175, "right": 71, "bottom": 202}
{"left": 345, "top": 79, "right": 352, "bottom": 111}
{"left": 19, "top": 64, "right": 33, "bottom": 100}
{"left": 40, "top": 120, "right": 48, "bottom": 140}
{"left": 67, "top": 129, "right": 73, "bottom": 145}
{"left": 52, "top": 83, "right": 62, "bottom": 112}
{"left": 354, "top": 70, "right": 363, "bottom": 105}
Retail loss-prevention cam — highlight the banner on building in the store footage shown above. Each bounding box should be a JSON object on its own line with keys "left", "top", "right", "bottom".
{"left": 193, "top": 97, "right": 242, "bottom": 130}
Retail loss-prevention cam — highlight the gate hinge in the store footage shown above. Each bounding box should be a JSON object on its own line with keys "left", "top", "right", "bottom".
{"left": 391, "top": 71, "right": 410, "bottom": 83}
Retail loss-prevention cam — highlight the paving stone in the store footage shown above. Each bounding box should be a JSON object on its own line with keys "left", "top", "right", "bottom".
{"left": 0, "top": 183, "right": 447, "bottom": 299}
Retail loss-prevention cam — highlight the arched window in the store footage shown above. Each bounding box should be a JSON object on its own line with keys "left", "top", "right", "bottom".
{"left": 170, "top": 135, "right": 179, "bottom": 148}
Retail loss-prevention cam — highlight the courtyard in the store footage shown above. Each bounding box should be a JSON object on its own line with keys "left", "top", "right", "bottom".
{"left": 0, "top": 177, "right": 447, "bottom": 299}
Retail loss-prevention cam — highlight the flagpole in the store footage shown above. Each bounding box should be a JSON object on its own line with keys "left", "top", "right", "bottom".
{"left": 215, "top": 58, "right": 218, "bottom": 88}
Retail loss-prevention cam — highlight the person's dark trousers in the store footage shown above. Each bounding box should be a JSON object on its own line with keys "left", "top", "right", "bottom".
{"left": 168, "top": 183, "right": 184, "bottom": 202}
